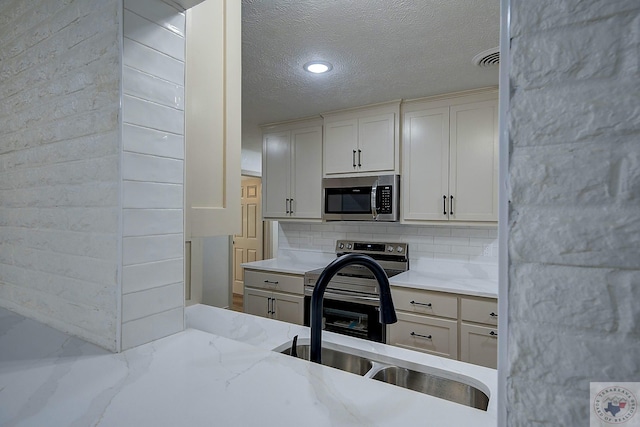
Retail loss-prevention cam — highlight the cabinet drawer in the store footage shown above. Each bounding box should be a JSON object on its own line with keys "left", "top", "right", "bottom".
{"left": 391, "top": 287, "right": 457, "bottom": 319}
{"left": 244, "top": 270, "right": 304, "bottom": 294}
{"left": 461, "top": 297, "right": 498, "bottom": 326}
{"left": 460, "top": 322, "right": 498, "bottom": 369}
{"left": 388, "top": 312, "right": 457, "bottom": 359}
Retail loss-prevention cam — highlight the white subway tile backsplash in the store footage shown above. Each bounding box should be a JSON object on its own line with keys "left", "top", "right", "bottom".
{"left": 123, "top": 258, "right": 184, "bottom": 294}
{"left": 279, "top": 222, "right": 498, "bottom": 263}
{"left": 124, "top": 10, "right": 185, "bottom": 61}
{"left": 123, "top": 152, "right": 183, "bottom": 184}
{"left": 123, "top": 124, "right": 184, "bottom": 159}
{"left": 122, "top": 282, "right": 183, "bottom": 322}
{"left": 123, "top": 66, "right": 184, "bottom": 110}
{"left": 123, "top": 38, "right": 184, "bottom": 84}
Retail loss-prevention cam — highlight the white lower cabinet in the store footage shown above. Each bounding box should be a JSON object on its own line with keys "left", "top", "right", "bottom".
{"left": 243, "top": 269, "right": 304, "bottom": 325}
{"left": 460, "top": 297, "right": 498, "bottom": 369}
{"left": 389, "top": 286, "right": 498, "bottom": 368}
{"left": 460, "top": 323, "right": 498, "bottom": 369}
{"left": 389, "top": 312, "right": 458, "bottom": 359}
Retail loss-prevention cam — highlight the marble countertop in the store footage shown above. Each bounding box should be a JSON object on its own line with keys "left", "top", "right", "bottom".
{"left": 242, "top": 250, "right": 498, "bottom": 298}
{"left": 1, "top": 305, "right": 497, "bottom": 427}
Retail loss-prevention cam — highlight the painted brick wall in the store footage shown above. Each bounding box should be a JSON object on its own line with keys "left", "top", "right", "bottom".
{"left": 121, "top": 0, "right": 186, "bottom": 350}
{"left": 0, "top": 0, "right": 122, "bottom": 350}
{"left": 508, "top": 1, "right": 640, "bottom": 424}
{"left": 280, "top": 222, "right": 498, "bottom": 263}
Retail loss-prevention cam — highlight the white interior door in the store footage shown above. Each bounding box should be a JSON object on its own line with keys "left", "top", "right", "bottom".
{"left": 233, "top": 177, "right": 263, "bottom": 295}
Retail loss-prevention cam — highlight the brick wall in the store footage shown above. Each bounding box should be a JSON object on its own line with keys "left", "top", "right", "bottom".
{"left": 507, "top": 1, "right": 640, "bottom": 424}
{"left": 120, "top": 0, "right": 186, "bottom": 350}
{"left": 0, "top": 0, "right": 122, "bottom": 350}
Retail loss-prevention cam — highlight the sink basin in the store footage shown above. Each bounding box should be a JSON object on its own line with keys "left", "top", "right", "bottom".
{"left": 371, "top": 366, "right": 489, "bottom": 411}
{"left": 281, "top": 344, "right": 373, "bottom": 376}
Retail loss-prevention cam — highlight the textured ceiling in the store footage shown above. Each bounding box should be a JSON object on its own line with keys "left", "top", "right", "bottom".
{"left": 242, "top": 0, "right": 500, "bottom": 139}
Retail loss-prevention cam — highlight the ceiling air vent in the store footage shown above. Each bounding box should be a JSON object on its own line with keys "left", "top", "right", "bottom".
{"left": 472, "top": 47, "right": 500, "bottom": 67}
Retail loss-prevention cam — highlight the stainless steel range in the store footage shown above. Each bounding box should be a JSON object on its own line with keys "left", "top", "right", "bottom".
{"left": 303, "top": 240, "right": 409, "bottom": 343}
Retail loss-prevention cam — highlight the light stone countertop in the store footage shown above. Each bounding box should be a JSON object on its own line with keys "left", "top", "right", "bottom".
{"left": 242, "top": 250, "right": 498, "bottom": 298}
{"left": 0, "top": 305, "right": 498, "bottom": 427}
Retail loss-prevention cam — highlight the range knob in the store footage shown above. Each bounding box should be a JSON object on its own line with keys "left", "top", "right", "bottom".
{"left": 396, "top": 246, "right": 404, "bottom": 253}
{"left": 387, "top": 245, "right": 394, "bottom": 252}
{"left": 347, "top": 243, "right": 352, "bottom": 249}
{"left": 338, "top": 243, "right": 344, "bottom": 249}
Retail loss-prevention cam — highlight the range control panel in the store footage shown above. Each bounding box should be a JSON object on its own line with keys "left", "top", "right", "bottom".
{"left": 335, "top": 240, "right": 408, "bottom": 256}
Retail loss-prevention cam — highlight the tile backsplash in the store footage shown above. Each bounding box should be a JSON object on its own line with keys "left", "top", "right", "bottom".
{"left": 279, "top": 222, "right": 498, "bottom": 263}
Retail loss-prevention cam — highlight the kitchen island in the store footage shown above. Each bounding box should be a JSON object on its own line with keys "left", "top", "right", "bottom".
{"left": 0, "top": 305, "right": 497, "bottom": 426}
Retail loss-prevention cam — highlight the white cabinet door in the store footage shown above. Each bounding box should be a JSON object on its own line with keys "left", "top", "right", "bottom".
{"left": 402, "top": 108, "right": 450, "bottom": 221}
{"left": 272, "top": 293, "right": 304, "bottom": 325}
{"left": 449, "top": 100, "right": 499, "bottom": 222}
{"left": 358, "top": 113, "right": 395, "bottom": 173}
{"left": 263, "top": 131, "right": 291, "bottom": 219}
{"left": 291, "top": 126, "right": 322, "bottom": 219}
{"left": 184, "top": 0, "right": 241, "bottom": 238}
{"left": 460, "top": 323, "right": 498, "bottom": 369}
{"left": 324, "top": 119, "right": 358, "bottom": 175}
{"left": 244, "top": 288, "right": 272, "bottom": 319}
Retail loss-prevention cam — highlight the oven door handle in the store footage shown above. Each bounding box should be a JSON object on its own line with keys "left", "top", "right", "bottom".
{"left": 306, "top": 288, "right": 381, "bottom": 306}
{"left": 370, "top": 178, "right": 379, "bottom": 220}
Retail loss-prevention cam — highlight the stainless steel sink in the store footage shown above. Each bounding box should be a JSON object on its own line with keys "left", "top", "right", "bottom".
{"left": 281, "top": 344, "right": 373, "bottom": 376}
{"left": 371, "top": 366, "right": 489, "bottom": 411}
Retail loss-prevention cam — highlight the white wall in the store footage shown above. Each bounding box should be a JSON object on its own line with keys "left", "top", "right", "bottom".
{"left": 201, "top": 236, "right": 230, "bottom": 307}
{"left": 507, "top": 1, "right": 640, "bottom": 424}
{"left": 280, "top": 222, "right": 498, "bottom": 263}
{"left": 120, "top": 0, "right": 186, "bottom": 350}
{"left": 0, "top": 0, "right": 122, "bottom": 351}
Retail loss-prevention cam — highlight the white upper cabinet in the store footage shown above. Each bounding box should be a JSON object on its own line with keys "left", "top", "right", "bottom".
{"left": 402, "top": 89, "right": 498, "bottom": 224}
{"left": 262, "top": 119, "right": 323, "bottom": 220}
{"left": 184, "top": 0, "right": 241, "bottom": 238}
{"left": 323, "top": 102, "right": 400, "bottom": 177}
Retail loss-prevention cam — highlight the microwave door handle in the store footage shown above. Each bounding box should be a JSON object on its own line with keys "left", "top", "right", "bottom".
{"left": 370, "top": 179, "right": 379, "bottom": 220}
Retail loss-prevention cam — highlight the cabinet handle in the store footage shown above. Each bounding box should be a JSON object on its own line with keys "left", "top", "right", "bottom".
{"left": 410, "top": 331, "right": 432, "bottom": 340}
{"left": 410, "top": 300, "right": 432, "bottom": 307}
{"left": 489, "top": 330, "right": 498, "bottom": 338}
{"left": 352, "top": 150, "right": 356, "bottom": 168}
{"left": 285, "top": 198, "right": 290, "bottom": 214}
{"left": 443, "top": 195, "right": 447, "bottom": 215}
{"left": 489, "top": 312, "right": 498, "bottom": 318}
{"left": 450, "top": 195, "right": 454, "bottom": 215}
{"left": 290, "top": 198, "right": 294, "bottom": 214}
{"left": 267, "top": 297, "right": 272, "bottom": 315}
{"left": 357, "top": 149, "right": 362, "bottom": 167}
{"left": 271, "top": 298, "right": 276, "bottom": 316}
{"left": 264, "top": 280, "right": 279, "bottom": 285}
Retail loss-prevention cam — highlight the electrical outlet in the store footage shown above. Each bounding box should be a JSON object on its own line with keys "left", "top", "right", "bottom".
{"left": 483, "top": 245, "right": 492, "bottom": 257}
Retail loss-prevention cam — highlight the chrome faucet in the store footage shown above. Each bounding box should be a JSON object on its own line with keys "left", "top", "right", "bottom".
{"left": 310, "top": 253, "right": 397, "bottom": 364}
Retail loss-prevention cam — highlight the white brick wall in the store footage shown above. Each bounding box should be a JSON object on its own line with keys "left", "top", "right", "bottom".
{"left": 280, "top": 222, "right": 498, "bottom": 263}
{"left": 0, "top": 0, "right": 122, "bottom": 350}
{"left": 508, "top": 1, "right": 640, "bottom": 425}
{"left": 121, "top": 0, "right": 186, "bottom": 350}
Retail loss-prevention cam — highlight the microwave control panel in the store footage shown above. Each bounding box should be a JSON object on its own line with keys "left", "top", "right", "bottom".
{"left": 378, "top": 186, "right": 393, "bottom": 214}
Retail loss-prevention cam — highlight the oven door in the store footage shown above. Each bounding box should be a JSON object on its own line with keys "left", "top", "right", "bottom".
{"left": 303, "top": 295, "right": 385, "bottom": 343}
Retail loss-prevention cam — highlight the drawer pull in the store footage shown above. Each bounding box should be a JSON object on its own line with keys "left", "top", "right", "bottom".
{"left": 264, "top": 280, "right": 279, "bottom": 285}
{"left": 489, "top": 330, "right": 498, "bottom": 337}
{"left": 410, "top": 300, "right": 432, "bottom": 308}
{"left": 410, "top": 331, "right": 432, "bottom": 340}
{"left": 489, "top": 312, "right": 498, "bottom": 318}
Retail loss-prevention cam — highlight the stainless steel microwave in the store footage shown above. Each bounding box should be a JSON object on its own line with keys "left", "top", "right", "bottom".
{"left": 322, "top": 175, "right": 400, "bottom": 221}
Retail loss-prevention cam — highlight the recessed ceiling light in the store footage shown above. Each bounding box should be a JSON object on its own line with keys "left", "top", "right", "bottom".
{"left": 303, "top": 61, "right": 333, "bottom": 74}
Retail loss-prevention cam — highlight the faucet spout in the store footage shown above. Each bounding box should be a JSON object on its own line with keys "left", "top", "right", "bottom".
{"left": 310, "top": 253, "right": 397, "bottom": 364}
